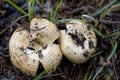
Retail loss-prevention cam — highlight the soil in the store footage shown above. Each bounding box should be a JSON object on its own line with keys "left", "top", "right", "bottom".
{"left": 0, "top": 0, "right": 120, "bottom": 80}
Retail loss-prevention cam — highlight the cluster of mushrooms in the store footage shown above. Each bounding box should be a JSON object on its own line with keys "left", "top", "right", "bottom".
{"left": 9, "top": 18, "right": 97, "bottom": 76}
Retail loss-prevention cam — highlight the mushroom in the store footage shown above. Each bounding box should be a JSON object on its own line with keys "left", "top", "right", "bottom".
{"left": 9, "top": 18, "right": 62, "bottom": 76}
{"left": 59, "top": 19, "right": 97, "bottom": 63}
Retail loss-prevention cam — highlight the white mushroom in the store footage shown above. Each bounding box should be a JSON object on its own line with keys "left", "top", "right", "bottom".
{"left": 9, "top": 18, "right": 62, "bottom": 76}
{"left": 59, "top": 19, "right": 97, "bottom": 63}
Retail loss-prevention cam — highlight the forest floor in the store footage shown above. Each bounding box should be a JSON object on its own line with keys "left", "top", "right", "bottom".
{"left": 0, "top": 0, "right": 120, "bottom": 80}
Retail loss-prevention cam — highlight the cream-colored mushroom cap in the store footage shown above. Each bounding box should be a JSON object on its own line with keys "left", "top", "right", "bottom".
{"left": 29, "top": 18, "right": 59, "bottom": 45}
{"left": 59, "top": 20, "right": 97, "bottom": 63}
{"left": 9, "top": 18, "right": 62, "bottom": 76}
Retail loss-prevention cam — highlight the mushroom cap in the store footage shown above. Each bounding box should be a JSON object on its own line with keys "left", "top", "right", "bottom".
{"left": 59, "top": 20, "right": 97, "bottom": 63}
{"left": 29, "top": 18, "right": 60, "bottom": 45}
{"left": 9, "top": 28, "right": 39, "bottom": 76}
{"left": 9, "top": 18, "right": 62, "bottom": 76}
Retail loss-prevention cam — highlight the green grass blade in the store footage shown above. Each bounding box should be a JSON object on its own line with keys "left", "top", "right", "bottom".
{"left": 92, "top": 66, "right": 105, "bottom": 80}
{"left": 50, "top": 0, "right": 63, "bottom": 22}
{"left": 5, "top": 0, "right": 28, "bottom": 16}
{"left": 107, "top": 40, "right": 117, "bottom": 61}
{"left": 39, "top": 0, "right": 44, "bottom": 7}
{"left": 100, "top": 3, "right": 120, "bottom": 19}
{"left": 56, "top": 19, "right": 77, "bottom": 23}
{"left": 91, "top": 0, "right": 118, "bottom": 17}
{"left": 92, "top": 40, "right": 117, "bottom": 80}
{"left": 28, "top": 0, "right": 35, "bottom": 20}
{"left": 100, "top": 8, "right": 110, "bottom": 19}
{"left": 104, "top": 31, "right": 120, "bottom": 38}
{"left": 94, "top": 28, "right": 105, "bottom": 38}
{"left": 83, "top": 59, "right": 94, "bottom": 80}
{"left": 34, "top": 70, "right": 46, "bottom": 80}
{"left": 110, "top": 3, "right": 120, "bottom": 11}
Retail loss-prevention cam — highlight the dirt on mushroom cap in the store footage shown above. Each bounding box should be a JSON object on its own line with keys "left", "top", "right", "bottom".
{"left": 59, "top": 20, "right": 97, "bottom": 63}
{"left": 9, "top": 18, "right": 62, "bottom": 76}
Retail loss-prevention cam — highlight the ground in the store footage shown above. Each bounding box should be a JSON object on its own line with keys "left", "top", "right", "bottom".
{"left": 0, "top": 0, "right": 120, "bottom": 80}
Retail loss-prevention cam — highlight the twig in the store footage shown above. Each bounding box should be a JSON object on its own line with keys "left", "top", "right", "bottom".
{"left": 99, "top": 20, "right": 120, "bottom": 24}
{"left": 113, "top": 62, "right": 118, "bottom": 80}
{"left": 39, "top": 73, "right": 64, "bottom": 79}
{"left": 90, "top": 51, "right": 104, "bottom": 58}
{"left": 0, "top": 15, "right": 27, "bottom": 35}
